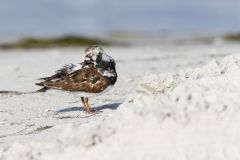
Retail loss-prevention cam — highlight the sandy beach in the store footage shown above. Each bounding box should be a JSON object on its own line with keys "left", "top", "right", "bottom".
{"left": 1, "top": 44, "right": 240, "bottom": 159}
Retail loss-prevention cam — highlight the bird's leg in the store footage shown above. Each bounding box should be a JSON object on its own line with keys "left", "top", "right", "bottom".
{"left": 84, "top": 97, "right": 92, "bottom": 113}
{"left": 81, "top": 97, "right": 92, "bottom": 113}
{"left": 81, "top": 97, "right": 87, "bottom": 112}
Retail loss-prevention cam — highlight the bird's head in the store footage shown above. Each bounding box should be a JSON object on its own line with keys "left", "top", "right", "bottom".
{"left": 84, "top": 45, "right": 115, "bottom": 68}
{"left": 84, "top": 45, "right": 105, "bottom": 61}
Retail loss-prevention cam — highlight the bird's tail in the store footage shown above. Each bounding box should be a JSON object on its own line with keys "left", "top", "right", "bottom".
{"left": 35, "top": 87, "right": 49, "bottom": 92}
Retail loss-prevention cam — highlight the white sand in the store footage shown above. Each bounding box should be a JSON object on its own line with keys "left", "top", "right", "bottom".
{"left": 1, "top": 44, "right": 240, "bottom": 159}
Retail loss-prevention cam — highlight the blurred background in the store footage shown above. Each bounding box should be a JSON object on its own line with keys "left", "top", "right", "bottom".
{"left": 0, "top": 0, "right": 240, "bottom": 47}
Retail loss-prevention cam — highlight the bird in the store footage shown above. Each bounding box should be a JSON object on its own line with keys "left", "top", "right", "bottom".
{"left": 36, "top": 45, "right": 117, "bottom": 113}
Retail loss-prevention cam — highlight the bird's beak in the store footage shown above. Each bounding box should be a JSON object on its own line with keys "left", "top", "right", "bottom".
{"left": 85, "top": 54, "right": 92, "bottom": 58}
{"left": 85, "top": 54, "right": 93, "bottom": 61}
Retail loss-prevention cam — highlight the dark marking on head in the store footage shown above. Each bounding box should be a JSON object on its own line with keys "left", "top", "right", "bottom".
{"left": 84, "top": 45, "right": 104, "bottom": 54}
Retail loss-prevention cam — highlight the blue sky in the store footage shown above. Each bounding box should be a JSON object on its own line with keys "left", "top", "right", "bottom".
{"left": 1, "top": 0, "right": 240, "bottom": 40}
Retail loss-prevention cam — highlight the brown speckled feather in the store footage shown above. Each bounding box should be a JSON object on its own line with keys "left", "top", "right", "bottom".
{"left": 38, "top": 66, "right": 110, "bottom": 93}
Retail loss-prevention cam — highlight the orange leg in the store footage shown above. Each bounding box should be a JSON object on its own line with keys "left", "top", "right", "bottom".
{"left": 81, "top": 97, "right": 92, "bottom": 113}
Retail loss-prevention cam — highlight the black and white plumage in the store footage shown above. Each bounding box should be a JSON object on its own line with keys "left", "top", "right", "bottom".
{"left": 36, "top": 45, "right": 117, "bottom": 113}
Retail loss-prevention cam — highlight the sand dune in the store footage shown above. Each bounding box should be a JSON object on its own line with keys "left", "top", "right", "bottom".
{"left": 1, "top": 44, "right": 240, "bottom": 159}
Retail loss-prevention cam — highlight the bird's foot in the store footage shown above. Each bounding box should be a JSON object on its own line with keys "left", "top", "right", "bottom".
{"left": 83, "top": 107, "right": 92, "bottom": 113}
{"left": 84, "top": 108, "right": 102, "bottom": 114}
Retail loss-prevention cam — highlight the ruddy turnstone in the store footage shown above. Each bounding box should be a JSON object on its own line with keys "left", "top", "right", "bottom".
{"left": 36, "top": 45, "right": 117, "bottom": 113}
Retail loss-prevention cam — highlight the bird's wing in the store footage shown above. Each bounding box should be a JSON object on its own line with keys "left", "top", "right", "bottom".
{"left": 59, "top": 63, "right": 83, "bottom": 74}
{"left": 37, "top": 63, "right": 82, "bottom": 82}
{"left": 36, "top": 65, "right": 110, "bottom": 93}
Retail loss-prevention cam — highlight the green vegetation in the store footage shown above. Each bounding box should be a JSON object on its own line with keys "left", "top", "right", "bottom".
{"left": 223, "top": 33, "right": 240, "bottom": 42}
{"left": 0, "top": 35, "right": 110, "bottom": 49}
